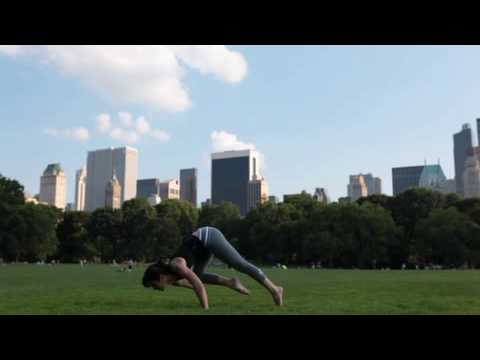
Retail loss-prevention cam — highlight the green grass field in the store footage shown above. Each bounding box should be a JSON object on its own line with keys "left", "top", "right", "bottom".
{"left": 2, "top": 264, "right": 480, "bottom": 314}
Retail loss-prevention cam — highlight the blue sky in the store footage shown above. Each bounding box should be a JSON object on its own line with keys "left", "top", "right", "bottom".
{"left": 1, "top": 45, "right": 479, "bottom": 204}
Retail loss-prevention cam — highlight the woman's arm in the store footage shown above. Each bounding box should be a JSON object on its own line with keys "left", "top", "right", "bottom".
{"left": 170, "top": 258, "right": 209, "bottom": 310}
{"left": 172, "top": 278, "right": 193, "bottom": 289}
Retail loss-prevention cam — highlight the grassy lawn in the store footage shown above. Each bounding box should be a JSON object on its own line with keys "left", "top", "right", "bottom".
{"left": 1, "top": 264, "right": 480, "bottom": 314}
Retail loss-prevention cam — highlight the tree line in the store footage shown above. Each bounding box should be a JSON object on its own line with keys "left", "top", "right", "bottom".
{"left": 1, "top": 173, "right": 480, "bottom": 268}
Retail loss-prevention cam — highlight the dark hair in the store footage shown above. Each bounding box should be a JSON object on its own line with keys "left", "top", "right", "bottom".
{"left": 142, "top": 258, "right": 175, "bottom": 288}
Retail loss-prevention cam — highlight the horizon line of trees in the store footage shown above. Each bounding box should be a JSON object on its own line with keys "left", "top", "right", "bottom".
{"left": 1, "top": 173, "right": 480, "bottom": 268}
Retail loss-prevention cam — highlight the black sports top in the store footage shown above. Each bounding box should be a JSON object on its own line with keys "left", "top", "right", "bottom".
{"left": 172, "top": 227, "right": 211, "bottom": 268}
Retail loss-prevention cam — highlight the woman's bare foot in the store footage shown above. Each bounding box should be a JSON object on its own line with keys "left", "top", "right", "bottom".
{"left": 231, "top": 277, "right": 250, "bottom": 295}
{"left": 272, "top": 286, "right": 284, "bottom": 306}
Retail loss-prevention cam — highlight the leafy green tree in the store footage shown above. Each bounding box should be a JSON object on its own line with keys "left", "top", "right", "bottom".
{"left": 0, "top": 174, "right": 25, "bottom": 206}
{"left": 155, "top": 200, "right": 199, "bottom": 239}
{"left": 198, "top": 202, "right": 241, "bottom": 239}
{"left": 15, "top": 204, "right": 58, "bottom": 261}
{"left": 451, "top": 198, "right": 480, "bottom": 226}
{"left": 0, "top": 202, "right": 23, "bottom": 261}
{"left": 357, "top": 194, "right": 393, "bottom": 211}
{"left": 444, "top": 193, "right": 461, "bottom": 208}
{"left": 414, "top": 208, "right": 480, "bottom": 267}
{"left": 283, "top": 191, "right": 319, "bottom": 218}
{"left": 301, "top": 203, "right": 397, "bottom": 268}
{"left": 122, "top": 198, "right": 156, "bottom": 260}
{"left": 87, "top": 208, "right": 123, "bottom": 262}
{"left": 150, "top": 199, "right": 199, "bottom": 260}
{"left": 390, "top": 188, "right": 445, "bottom": 255}
{"left": 239, "top": 202, "right": 300, "bottom": 263}
{"left": 57, "top": 211, "right": 92, "bottom": 262}
{"left": 352, "top": 203, "right": 397, "bottom": 268}
{"left": 151, "top": 216, "right": 182, "bottom": 260}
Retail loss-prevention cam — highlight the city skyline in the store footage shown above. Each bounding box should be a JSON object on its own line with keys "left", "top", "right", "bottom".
{"left": 3, "top": 46, "right": 480, "bottom": 203}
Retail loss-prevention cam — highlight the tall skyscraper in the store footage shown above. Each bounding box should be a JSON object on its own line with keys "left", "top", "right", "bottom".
{"left": 137, "top": 178, "right": 161, "bottom": 200}
{"left": 105, "top": 171, "right": 122, "bottom": 209}
{"left": 159, "top": 179, "right": 180, "bottom": 200}
{"left": 463, "top": 147, "right": 480, "bottom": 199}
{"left": 453, "top": 124, "right": 473, "bottom": 196}
{"left": 247, "top": 175, "right": 269, "bottom": 213}
{"left": 211, "top": 149, "right": 260, "bottom": 216}
{"left": 39, "top": 163, "right": 66, "bottom": 209}
{"left": 74, "top": 166, "right": 87, "bottom": 211}
{"left": 180, "top": 168, "right": 198, "bottom": 207}
{"left": 392, "top": 166, "right": 425, "bottom": 196}
{"left": 392, "top": 164, "right": 447, "bottom": 196}
{"left": 362, "top": 173, "right": 382, "bottom": 195}
{"left": 477, "top": 118, "right": 480, "bottom": 146}
{"left": 374, "top": 177, "right": 382, "bottom": 194}
{"left": 85, "top": 146, "right": 138, "bottom": 211}
{"left": 313, "top": 188, "right": 330, "bottom": 204}
{"left": 363, "top": 174, "right": 374, "bottom": 195}
{"left": 348, "top": 175, "right": 368, "bottom": 201}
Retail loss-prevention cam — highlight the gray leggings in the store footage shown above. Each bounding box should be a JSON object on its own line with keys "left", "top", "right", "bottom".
{"left": 192, "top": 228, "right": 267, "bottom": 285}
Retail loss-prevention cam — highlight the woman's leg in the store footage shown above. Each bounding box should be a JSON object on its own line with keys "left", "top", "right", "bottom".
{"left": 205, "top": 228, "right": 283, "bottom": 306}
{"left": 191, "top": 247, "right": 250, "bottom": 295}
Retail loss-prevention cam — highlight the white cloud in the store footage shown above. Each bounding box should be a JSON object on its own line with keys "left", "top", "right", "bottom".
{"left": 169, "top": 45, "right": 248, "bottom": 83}
{"left": 210, "top": 130, "right": 265, "bottom": 171}
{"left": 211, "top": 130, "right": 255, "bottom": 152}
{"left": 118, "top": 112, "right": 133, "bottom": 128}
{"left": 109, "top": 128, "right": 139, "bottom": 144}
{"left": 0, "top": 45, "right": 248, "bottom": 111}
{"left": 96, "top": 113, "right": 111, "bottom": 133}
{"left": 74, "top": 128, "right": 90, "bottom": 141}
{"left": 101, "top": 112, "right": 170, "bottom": 144}
{"left": 135, "top": 116, "right": 151, "bottom": 135}
{"left": 150, "top": 129, "right": 171, "bottom": 142}
{"left": 46, "top": 111, "right": 170, "bottom": 145}
{"left": 44, "top": 127, "right": 89, "bottom": 141}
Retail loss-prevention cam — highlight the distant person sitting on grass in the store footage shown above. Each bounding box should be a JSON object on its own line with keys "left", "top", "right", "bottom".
{"left": 142, "top": 226, "right": 283, "bottom": 310}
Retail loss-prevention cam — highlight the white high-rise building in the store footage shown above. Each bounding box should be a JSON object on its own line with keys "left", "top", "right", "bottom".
{"left": 85, "top": 146, "right": 138, "bottom": 211}
{"left": 348, "top": 175, "right": 368, "bottom": 201}
{"left": 358, "top": 173, "right": 382, "bottom": 195}
{"left": 74, "top": 166, "right": 87, "bottom": 211}
{"left": 39, "top": 163, "right": 66, "bottom": 209}
{"left": 348, "top": 173, "right": 381, "bottom": 200}
{"left": 105, "top": 171, "right": 122, "bottom": 209}
{"left": 247, "top": 175, "right": 269, "bottom": 213}
{"left": 159, "top": 179, "right": 180, "bottom": 200}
